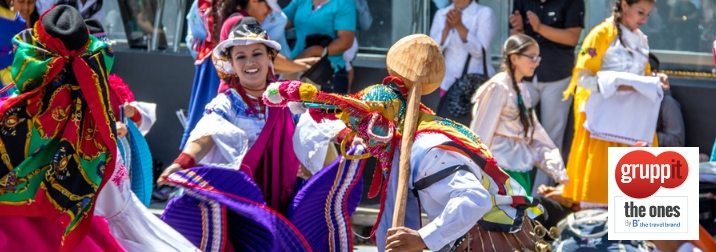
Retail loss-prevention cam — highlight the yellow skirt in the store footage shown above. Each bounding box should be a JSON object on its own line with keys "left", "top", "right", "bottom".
{"left": 562, "top": 87, "right": 658, "bottom": 205}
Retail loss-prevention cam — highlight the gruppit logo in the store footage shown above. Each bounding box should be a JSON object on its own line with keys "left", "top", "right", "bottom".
{"left": 608, "top": 147, "right": 699, "bottom": 241}
{"left": 615, "top": 150, "right": 688, "bottom": 199}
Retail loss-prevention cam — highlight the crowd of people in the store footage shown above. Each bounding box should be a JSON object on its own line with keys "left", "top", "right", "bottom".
{"left": 0, "top": 0, "right": 715, "bottom": 251}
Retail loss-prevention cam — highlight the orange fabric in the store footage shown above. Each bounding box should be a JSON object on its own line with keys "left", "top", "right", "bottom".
{"left": 692, "top": 225, "right": 716, "bottom": 252}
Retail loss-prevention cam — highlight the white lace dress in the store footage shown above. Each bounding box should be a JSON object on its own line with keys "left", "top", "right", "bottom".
{"left": 94, "top": 152, "right": 201, "bottom": 251}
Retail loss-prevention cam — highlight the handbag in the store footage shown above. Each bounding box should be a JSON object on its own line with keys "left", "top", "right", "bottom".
{"left": 300, "top": 35, "right": 335, "bottom": 89}
{"left": 301, "top": 55, "right": 334, "bottom": 88}
{"left": 436, "top": 47, "right": 490, "bottom": 126}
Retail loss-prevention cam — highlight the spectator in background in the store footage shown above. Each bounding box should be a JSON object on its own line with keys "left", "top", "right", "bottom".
{"left": 509, "top": 0, "right": 585, "bottom": 195}
{"left": 262, "top": 0, "right": 291, "bottom": 56}
{"left": 670, "top": 0, "right": 700, "bottom": 51}
{"left": 11, "top": 0, "right": 38, "bottom": 27}
{"left": 0, "top": 0, "right": 26, "bottom": 90}
{"left": 429, "top": 0, "right": 496, "bottom": 97}
{"left": 650, "top": 53, "right": 686, "bottom": 148}
{"left": 283, "top": 0, "right": 356, "bottom": 94}
{"left": 36, "top": 0, "right": 104, "bottom": 20}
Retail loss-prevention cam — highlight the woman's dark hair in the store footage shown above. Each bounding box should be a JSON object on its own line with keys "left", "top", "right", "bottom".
{"left": 28, "top": 8, "right": 39, "bottom": 27}
{"left": 502, "top": 34, "right": 538, "bottom": 141}
{"left": 0, "top": 0, "right": 9, "bottom": 9}
{"left": 212, "top": 0, "right": 266, "bottom": 43}
{"left": 613, "top": 0, "right": 655, "bottom": 50}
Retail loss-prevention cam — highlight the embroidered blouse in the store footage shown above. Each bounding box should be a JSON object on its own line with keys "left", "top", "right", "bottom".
{"left": 189, "top": 89, "right": 267, "bottom": 168}
{"left": 581, "top": 21, "right": 663, "bottom": 146}
{"left": 469, "top": 72, "right": 567, "bottom": 181}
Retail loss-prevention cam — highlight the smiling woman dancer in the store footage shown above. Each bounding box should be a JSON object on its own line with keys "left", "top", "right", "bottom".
{"left": 158, "top": 17, "right": 364, "bottom": 252}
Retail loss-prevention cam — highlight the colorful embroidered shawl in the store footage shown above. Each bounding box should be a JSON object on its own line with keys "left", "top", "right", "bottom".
{"left": 0, "top": 23, "right": 116, "bottom": 251}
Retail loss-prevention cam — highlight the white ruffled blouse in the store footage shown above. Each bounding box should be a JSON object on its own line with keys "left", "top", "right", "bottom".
{"left": 469, "top": 72, "right": 567, "bottom": 182}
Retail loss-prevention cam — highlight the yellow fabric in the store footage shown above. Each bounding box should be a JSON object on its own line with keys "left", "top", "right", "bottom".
{"left": 0, "top": 7, "right": 15, "bottom": 19}
{"left": 561, "top": 20, "right": 656, "bottom": 205}
{"left": 0, "top": 66, "right": 11, "bottom": 85}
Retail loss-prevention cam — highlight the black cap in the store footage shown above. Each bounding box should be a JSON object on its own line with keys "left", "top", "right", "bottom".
{"left": 41, "top": 5, "right": 89, "bottom": 51}
{"left": 228, "top": 17, "right": 268, "bottom": 40}
{"left": 84, "top": 18, "right": 104, "bottom": 36}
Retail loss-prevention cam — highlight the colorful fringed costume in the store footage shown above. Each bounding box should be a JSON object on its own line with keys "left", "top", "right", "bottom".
{"left": 264, "top": 77, "right": 550, "bottom": 251}
{"left": 0, "top": 6, "right": 118, "bottom": 251}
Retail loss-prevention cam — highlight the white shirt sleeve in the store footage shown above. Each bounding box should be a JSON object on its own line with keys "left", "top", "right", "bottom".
{"left": 189, "top": 94, "right": 248, "bottom": 169}
{"left": 129, "top": 101, "right": 157, "bottom": 136}
{"left": 90, "top": 7, "right": 105, "bottom": 24}
{"left": 460, "top": 6, "right": 495, "bottom": 64}
{"left": 413, "top": 147, "right": 492, "bottom": 251}
{"left": 429, "top": 9, "right": 449, "bottom": 51}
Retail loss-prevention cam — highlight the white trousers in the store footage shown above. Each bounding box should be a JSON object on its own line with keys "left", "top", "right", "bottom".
{"left": 524, "top": 76, "right": 572, "bottom": 194}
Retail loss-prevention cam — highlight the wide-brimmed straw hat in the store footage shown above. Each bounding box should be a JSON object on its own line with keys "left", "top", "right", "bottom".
{"left": 212, "top": 17, "right": 281, "bottom": 79}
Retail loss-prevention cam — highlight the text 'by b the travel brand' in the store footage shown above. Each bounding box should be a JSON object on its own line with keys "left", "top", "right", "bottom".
{"left": 608, "top": 147, "right": 699, "bottom": 240}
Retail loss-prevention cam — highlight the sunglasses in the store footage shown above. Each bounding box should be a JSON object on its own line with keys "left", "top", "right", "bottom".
{"left": 519, "top": 54, "right": 542, "bottom": 63}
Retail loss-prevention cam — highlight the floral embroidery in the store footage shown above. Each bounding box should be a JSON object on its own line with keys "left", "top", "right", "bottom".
{"left": 580, "top": 47, "right": 597, "bottom": 58}
{"left": 112, "top": 163, "right": 128, "bottom": 187}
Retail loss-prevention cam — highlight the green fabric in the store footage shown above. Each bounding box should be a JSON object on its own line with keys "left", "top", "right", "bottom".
{"left": 0, "top": 28, "right": 117, "bottom": 248}
{"left": 503, "top": 169, "right": 532, "bottom": 196}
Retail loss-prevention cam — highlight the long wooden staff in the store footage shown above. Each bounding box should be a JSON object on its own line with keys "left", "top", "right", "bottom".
{"left": 392, "top": 80, "right": 422, "bottom": 227}
{"left": 386, "top": 34, "right": 445, "bottom": 228}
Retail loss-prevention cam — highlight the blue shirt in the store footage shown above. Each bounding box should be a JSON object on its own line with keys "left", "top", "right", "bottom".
{"left": 283, "top": 0, "right": 356, "bottom": 70}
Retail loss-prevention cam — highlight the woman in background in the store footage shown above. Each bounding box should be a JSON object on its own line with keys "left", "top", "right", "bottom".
{"left": 429, "top": 0, "right": 496, "bottom": 97}
{"left": 283, "top": 0, "right": 357, "bottom": 94}
{"left": 561, "top": 0, "right": 667, "bottom": 209}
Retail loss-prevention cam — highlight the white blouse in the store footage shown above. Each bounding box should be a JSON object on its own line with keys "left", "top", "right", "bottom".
{"left": 188, "top": 89, "right": 344, "bottom": 173}
{"left": 581, "top": 21, "right": 663, "bottom": 146}
{"left": 429, "top": 2, "right": 496, "bottom": 91}
{"left": 469, "top": 72, "right": 567, "bottom": 182}
{"left": 189, "top": 89, "right": 266, "bottom": 169}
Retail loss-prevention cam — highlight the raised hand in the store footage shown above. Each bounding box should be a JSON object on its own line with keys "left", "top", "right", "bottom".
{"left": 526, "top": 11, "right": 543, "bottom": 33}
{"left": 509, "top": 10, "right": 524, "bottom": 32}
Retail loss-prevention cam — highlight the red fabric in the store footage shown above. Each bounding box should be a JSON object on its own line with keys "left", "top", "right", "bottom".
{"left": 107, "top": 74, "right": 136, "bottom": 120}
{"left": 220, "top": 11, "right": 249, "bottom": 41}
{"left": 130, "top": 111, "right": 142, "bottom": 123}
{"left": 238, "top": 106, "right": 300, "bottom": 214}
{"left": 194, "top": 0, "right": 217, "bottom": 61}
{"left": 174, "top": 152, "right": 197, "bottom": 169}
{"left": 0, "top": 216, "right": 125, "bottom": 251}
